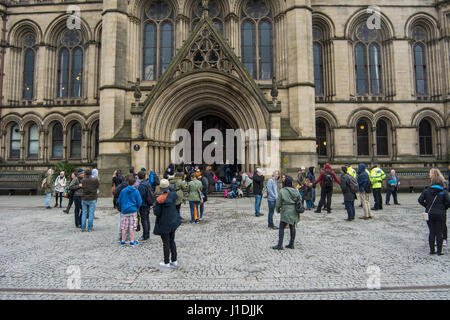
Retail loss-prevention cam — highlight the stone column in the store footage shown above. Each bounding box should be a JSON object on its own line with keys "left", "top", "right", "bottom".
{"left": 82, "top": 128, "right": 89, "bottom": 162}
{"left": 39, "top": 129, "right": 45, "bottom": 161}
{"left": 62, "top": 129, "right": 67, "bottom": 160}
{"left": 19, "top": 130, "right": 25, "bottom": 161}
{"left": 0, "top": 130, "right": 5, "bottom": 160}
{"left": 284, "top": 0, "right": 317, "bottom": 170}
{"left": 86, "top": 41, "right": 98, "bottom": 104}
{"left": 35, "top": 45, "right": 48, "bottom": 104}
{"left": 154, "top": 145, "right": 160, "bottom": 173}
{"left": 98, "top": 0, "right": 130, "bottom": 194}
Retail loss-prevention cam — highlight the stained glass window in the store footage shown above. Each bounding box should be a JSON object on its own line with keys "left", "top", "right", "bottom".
{"left": 28, "top": 124, "right": 39, "bottom": 158}
{"left": 419, "top": 119, "right": 433, "bottom": 155}
{"left": 52, "top": 123, "right": 63, "bottom": 158}
{"left": 241, "top": 0, "right": 272, "bottom": 80}
{"left": 57, "top": 30, "right": 83, "bottom": 98}
{"left": 23, "top": 34, "right": 35, "bottom": 99}
{"left": 143, "top": 0, "right": 174, "bottom": 80}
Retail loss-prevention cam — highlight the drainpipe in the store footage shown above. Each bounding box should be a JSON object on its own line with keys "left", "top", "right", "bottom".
{"left": 0, "top": 5, "right": 6, "bottom": 120}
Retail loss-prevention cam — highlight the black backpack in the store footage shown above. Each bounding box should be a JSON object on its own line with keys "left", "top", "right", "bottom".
{"left": 295, "top": 195, "right": 305, "bottom": 214}
{"left": 324, "top": 171, "right": 333, "bottom": 188}
{"left": 144, "top": 183, "right": 156, "bottom": 207}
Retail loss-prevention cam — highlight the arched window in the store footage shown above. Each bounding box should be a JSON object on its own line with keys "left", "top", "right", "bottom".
{"left": 412, "top": 27, "right": 427, "bottom": 95}
{"left": 23, "top": 33, "right": 36, "bottom": 99}
{"left": 27, "top": 124, "right": 39, "bottom": 159}
{"left": 316, "top": 119, "right": 328, "bottom": 157}
{"left": 376, "top": 119, "right": 389, "bottom": 156}
{"left": 241, "top": 0, "right": 273, "bottom": 80}
{"left": 313, "top": 27, "right": 324, "bottom": 95}
{"left": 52, "top": 123, "right": 63, "bottom": 158}
{"left": 353, "top": 22, "right": 382, "bottom": 95}
{"left": 70, "top": 122, "right": 82, "bottom": 158}
{"left": 142, "top": 0, "right": 174, "bottom": 81}
{"left": 57, "top": 30, "right": 84, "bottom": 98}
{"left": 419, "top": 119, "right": 433, "bottom": 155}
{"left": 357, "top": 119, "right": 370, "bottom": 156}
{"left": 10, "top": 124, "right": 21, "bottom": 159}
{"left": 191, "top": 0, "right": 223, "bottom": 33}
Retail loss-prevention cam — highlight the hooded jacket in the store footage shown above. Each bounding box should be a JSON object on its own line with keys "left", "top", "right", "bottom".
{"left": 153, "top": 191, "right": 181, "bottom": 235}
{"left": 169, "top": 174, "right": 186, "bottom": 206}
{"left": 357, "top": 163, "right": 370, "bottom": 192}
{"left": 418, "top": 185, "right": 450, "bottom": 218}
{"left": 307, "top": 167, "right": 316, "bottom": 188}
{"left": 117, "top": 185, "right": 142, "bottom": 215}
{"left": 313, "top": 163, "right": 340, "bottom": 188}
{"left": 276, "top": 187, "right": 301, "bottom": 225}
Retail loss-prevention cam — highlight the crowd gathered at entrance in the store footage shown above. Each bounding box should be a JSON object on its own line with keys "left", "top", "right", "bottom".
{"left": 41, "top": 161, "right": 450, "bottom": 266}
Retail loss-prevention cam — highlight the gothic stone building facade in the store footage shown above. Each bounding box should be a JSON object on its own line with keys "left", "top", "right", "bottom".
{"left": 0, "top": 0, "right": 449, "bottom": 195}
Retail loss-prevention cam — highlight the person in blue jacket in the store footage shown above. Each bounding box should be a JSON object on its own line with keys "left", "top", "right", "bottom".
{"left": 357, "top": 163, "right": 372, "bottom": 219}
{"left": 117, "top": 174, "right": 142, "bottom": 246}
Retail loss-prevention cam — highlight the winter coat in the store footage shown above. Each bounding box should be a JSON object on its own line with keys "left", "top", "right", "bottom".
{"left": 204, "top": 170, "right": 215, "bottom": 186}
{"left": 168, "top": 175, "right": 186, "bottom": 206}
{"left": 81, "top": 176, "right": 100, "bottom": 201}
{"left": 302, "top": 186, "right": 312, "bottom": 201}
{"left": 297, "top": 172, "right": 307, "bottom": 191}
{"left": 117, "top": 185, "right": 142, "bottom": 215}
{"left": 313, "top": 163, "right": 341, "bottom": 188}
{"left": 267, "top": 177, "right": 278, "bottom": 202}
{"left": 418, "top": 185, "right": 450, "bottom": 219}
{"left": 340, "top": 173, "right": 356, "bottom": 202}
{"left": 275, "top": 187, "right": 301, "bottom": 225}
{"left": 307, "top": 167, "right": 316, "bottom": 189}
{"left": 357, "top": 163, "right": 370, "bottom": 193}
{"left": 187, "top": 179, "right": 203, "bottom": 202}
{"left": 253, "top": 173, "right": 264, "bottom": 195}
{"left": 138, "top": 180, "right": 154, "bottom": 209}
{"left": 68, "top": 176, "right": 83, "bottom": 197}
{"left": 386, "top": 174, "right": 399, "bottom": 191}
{"left": 201, "top": 176, "right": 208, "bottom": 195}
{"left": 54, "top": 176, "right": 66, "bottom": 193}
{"left": 153, "top": 191, "right": 181, "bottom": 235}
{"left": 44, "top": 174, "right": 54, "bottom": 194}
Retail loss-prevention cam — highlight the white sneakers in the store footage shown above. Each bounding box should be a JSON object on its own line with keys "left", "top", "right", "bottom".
{"left": 159, "top": 261, "right": 178, "bottom": 268}
{"left": 444, "top": 240, "right": 448, "bottom": 247}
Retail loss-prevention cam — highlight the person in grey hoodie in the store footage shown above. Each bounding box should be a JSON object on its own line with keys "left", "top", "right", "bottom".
{"left": 267, "top": 170, "right": 280, "bottom": 229}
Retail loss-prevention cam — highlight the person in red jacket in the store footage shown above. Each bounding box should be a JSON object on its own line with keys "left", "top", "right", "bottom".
{"left": 313, "top": 163, "right": 341, "bottom": 213}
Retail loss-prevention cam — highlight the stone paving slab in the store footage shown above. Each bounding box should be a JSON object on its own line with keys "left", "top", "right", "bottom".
{"left": 0, "top": 193, "right": 449, "bottom": 299}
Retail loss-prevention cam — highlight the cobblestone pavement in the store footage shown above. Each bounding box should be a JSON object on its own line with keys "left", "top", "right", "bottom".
{"left": 0, "top": 193, "right": 449, "bottom": 300}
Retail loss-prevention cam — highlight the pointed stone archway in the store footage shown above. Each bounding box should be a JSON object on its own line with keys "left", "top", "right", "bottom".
{"left": 130, "top": 14, "right": 281, "bottom": 174}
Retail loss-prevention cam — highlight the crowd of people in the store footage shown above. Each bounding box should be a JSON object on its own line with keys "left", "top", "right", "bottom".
{"left": 40, "top": 161, "right": 449, "bottom": 265}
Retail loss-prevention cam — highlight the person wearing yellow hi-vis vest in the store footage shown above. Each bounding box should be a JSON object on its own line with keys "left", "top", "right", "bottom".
{"left": 346, "top": 164, "right": 357, "bottom": 179}
{"left": 369, "top": 160, "right": 386, "bottom": 211}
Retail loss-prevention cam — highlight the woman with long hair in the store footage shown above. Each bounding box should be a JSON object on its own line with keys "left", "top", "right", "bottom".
{"left": 418, "top": 173, "right": 450, "bottom": 255}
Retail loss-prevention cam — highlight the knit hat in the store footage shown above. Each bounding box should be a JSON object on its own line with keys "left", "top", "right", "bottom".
{"left": 140, "top": 168, "right": 146, "bottom": 172}
{"left": 159, "top": 179, "right": 170, "bottom": 193}
{"left": 77, "top": 169, "right": 84, "bottom": 175}
{"left": 256, "top": 168, "right": 263, "bottom": 174}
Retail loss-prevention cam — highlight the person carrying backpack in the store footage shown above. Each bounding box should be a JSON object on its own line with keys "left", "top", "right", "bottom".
{"left": 357, "top": 163, "right": 372, "bottom": 219}
{"left": 340, "top": 166, "right": 358, "bottom": 221}
{"left": 313, "top": 163, "right": 341, "bottom": 213}
{"left": 137, "top": 170, "right": 156, "bottom": 241}
{"left": 149, "top": 170, "right": 160, "bottom": 191}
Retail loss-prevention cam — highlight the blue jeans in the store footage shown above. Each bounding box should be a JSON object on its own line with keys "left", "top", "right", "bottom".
{"left": 45, "top": 193, "right": 51, "bottom": 207}
{"left": 344, "top": 200, "right": 355, "bottom": 220}
{"left": 254, "top": 195, "right": 262, "bottom": 216}
{"left": 81, "top": 200, "right": 97, "bottom": 230}
{"left": 189, "top": 201, "right": 200, "bottom": 222}
{"left": 267, "top": 199, "right": 276, "bottom": 227}
{"left": 215, "top": 181, "right": 223, "bottom": 192}
{"left": 306, "top": 200, "right": 312, "bottom": 209}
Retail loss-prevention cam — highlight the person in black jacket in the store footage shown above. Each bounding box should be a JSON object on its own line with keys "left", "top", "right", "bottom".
{"left": 253, "top": 168, "right": 265, "bottom": 217}
{"left": 340, "top": 166, "right": 357, "bottom": 221}
{"left": 153, "top": 179, "right": 181, "bottom": 268}
{"left": 418, "top": 176, "right": 450, "bottom": 255}
{"left": 137, "top": 170, "right": 155, "bottom": 241}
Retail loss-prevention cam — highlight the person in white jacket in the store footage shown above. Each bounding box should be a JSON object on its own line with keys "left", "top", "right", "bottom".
{"left": 54, "top": 171, "right": 66, "bottom": 208}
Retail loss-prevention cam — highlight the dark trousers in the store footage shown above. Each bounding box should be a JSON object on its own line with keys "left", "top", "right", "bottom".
{"left": 317, "top": 187, "right": 333, "bottom": 212}
{"left": 66, "top": 196, "right": 74, "bottom": 212}
{"left": 427, "top": 216, "right": 446, "bottom": 253}
{"left": 139, "top": 207, "right": 150, "bottom": 239}
{"left": 161, "top": 231, "right": 177, "bottom": 264}
{"left": 385, "top": 188, "right": 398, "bottom": 204}
{"left": 278, "top": 221, "right": 296, "bottom": 247}
{"left": 245, "top": 185, "right": 252, "bottom": 197}
{"left": 268, "top": 199, "right": 276, "bottom": 227}
{"left": 373, "top": 188, "right": 383, "bottom": 210}
{"left": 73, "top": 196, "right": 82, "bottom": 227}
{"left": 55, "top": 192, "right": 63, "bottom": 207}
{"left": 344, "top": 200, "right": 355, "bottom": 220}
{"left": 444, "top": 224, "right": 448, "bottom": 241}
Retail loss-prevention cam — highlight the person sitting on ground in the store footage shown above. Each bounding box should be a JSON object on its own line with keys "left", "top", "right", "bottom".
{"left": 227, "top": 178, "right": 239, "bottom": 198}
